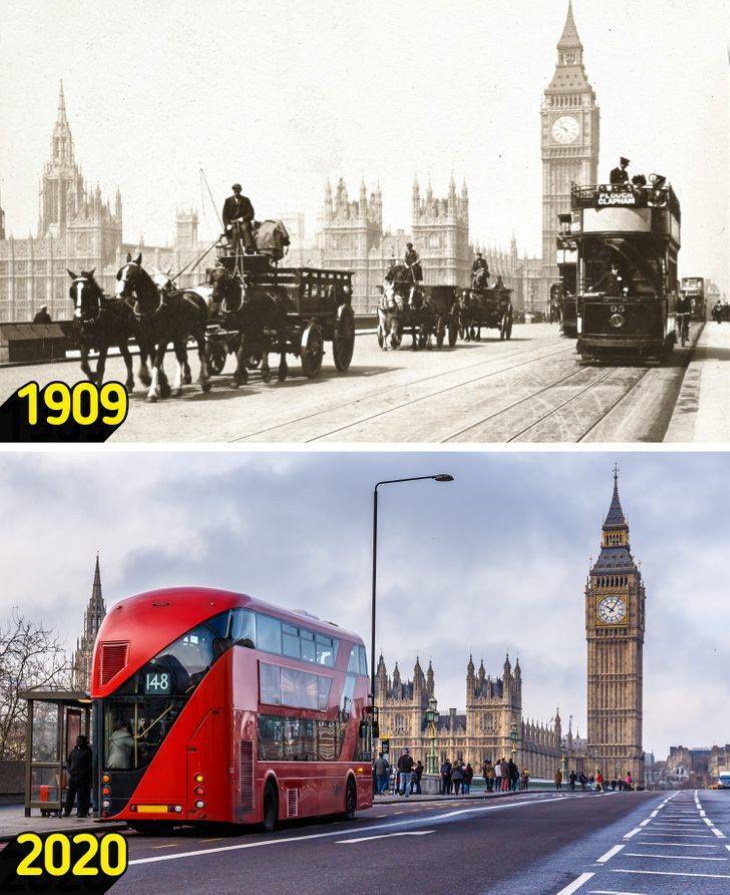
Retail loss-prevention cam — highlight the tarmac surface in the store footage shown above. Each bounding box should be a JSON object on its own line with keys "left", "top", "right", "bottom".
{"left": 0, "top": 322, "right": 709, "bottom": 443}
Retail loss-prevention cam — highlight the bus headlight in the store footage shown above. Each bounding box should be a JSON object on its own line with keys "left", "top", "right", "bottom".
{"left": 609, "top": 313, "right": 625, "bottom": 329}
{"left": 194, "top": 800, "right": 205, "bottom": 809}
{"left": 102, "top": 799, "right": 111, "bottom": 809}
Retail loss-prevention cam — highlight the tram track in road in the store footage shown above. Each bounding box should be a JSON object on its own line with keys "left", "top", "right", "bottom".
{"left": 231, "top": 339, "right": 576, "bottom": 443}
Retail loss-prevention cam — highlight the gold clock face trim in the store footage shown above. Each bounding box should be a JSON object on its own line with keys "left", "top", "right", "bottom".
{"left": 551, "top": 115, "right": 580, "bottom": 144}
{"left": 597, "top": 595, "right": 627, "bottom": 624}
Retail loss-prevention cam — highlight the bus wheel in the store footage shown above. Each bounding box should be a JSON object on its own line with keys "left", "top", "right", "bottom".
{"left": 345, "top": 777, "right": 357, "bottom": 820}
{"left": 263, "top": 781, "right": 278, "bottom": 832}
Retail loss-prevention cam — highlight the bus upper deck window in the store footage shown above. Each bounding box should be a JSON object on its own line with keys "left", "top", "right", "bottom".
{"left": 230, "top": 609, "right": 256, "bottom": 647}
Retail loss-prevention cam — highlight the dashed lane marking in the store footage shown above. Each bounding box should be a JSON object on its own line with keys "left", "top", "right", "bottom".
{"left": 623, "top": 852, "right": 728, "bottom": 861}
{"left": 336, "top": 830, "right": 434, "bottom": 844}
{"left": 621, "top": 827, "right": 642, "bottom": 840}
{"left": 596, "top": 844, "right": 625, "bottom": 864}
{"left": 555, "top": 871, "right": 595, "bottom": 895}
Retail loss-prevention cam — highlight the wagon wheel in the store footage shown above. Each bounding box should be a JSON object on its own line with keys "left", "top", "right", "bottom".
{"left": 418, "top": 328, "right": 429, "bottom": 350}
{"left": 504, "top": 312, "right": 513, "bottom": 340}
{"left": 206, "top": 341, "right": 227, "bottom": 375}
{"left": 333, "top": 304, "right": 355, "bottom": 372}
{"left": 300, "top": 322, "right": 324, "bottom": 379}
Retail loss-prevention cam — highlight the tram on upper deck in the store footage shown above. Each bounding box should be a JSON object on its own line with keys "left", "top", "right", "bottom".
{"left": 570, "top": 178, "right": 681, "bottom": 362}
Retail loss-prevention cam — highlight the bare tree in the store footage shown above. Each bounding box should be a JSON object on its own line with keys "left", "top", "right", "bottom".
{"left": 0, "top": 608, "right": 72, "bottom": 760}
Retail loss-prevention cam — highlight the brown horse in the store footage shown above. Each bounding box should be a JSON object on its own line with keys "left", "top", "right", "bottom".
{"left": 206, "top": 265, "right": 291, "bottom": 385}
{"left": 115, "top": 253, "right": 210, "bottom": 401}
{"left": 68, "top": 268, "right": 151, "bottom": 392}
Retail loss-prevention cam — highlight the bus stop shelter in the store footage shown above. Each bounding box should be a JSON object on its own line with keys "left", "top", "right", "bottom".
{"left": 21, "top": 689, "right": 92, "bottom": 818}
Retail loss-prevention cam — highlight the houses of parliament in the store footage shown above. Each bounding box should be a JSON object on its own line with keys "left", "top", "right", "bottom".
{"left": 376, "top": 471, "right": 647, "bottom": 783}
{"left": 0, "top": 3, "right": 598, "bottom": 320}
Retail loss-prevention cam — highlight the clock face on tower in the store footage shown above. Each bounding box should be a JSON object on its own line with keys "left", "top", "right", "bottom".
{"left": 551, "top": 115, "right": 580, "bottom": 144}
{"left": 597, "top": 596, "right": 627, "bottom": 624}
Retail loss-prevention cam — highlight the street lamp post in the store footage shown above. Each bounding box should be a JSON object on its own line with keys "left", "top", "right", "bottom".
{"left": 509, "top": 722, "right": 520, "bottom": 763}
{"left": 425, "top": 697, "right": 440, "bottom": 776}
{"left": 370, "top": 474, "right": 454, "bottom": 709}
{"left": 560, "top": 741, "right": 567, "bottom": 778}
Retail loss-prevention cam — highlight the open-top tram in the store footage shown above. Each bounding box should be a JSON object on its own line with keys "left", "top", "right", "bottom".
{"left": 571, "top": 180, "right": 681, "bottom": 362}
{"left": 92, "top": 587, "right": 374, "bottom": 833}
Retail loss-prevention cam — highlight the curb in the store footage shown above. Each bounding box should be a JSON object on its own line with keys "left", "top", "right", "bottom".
{"left": 0, "top": 820, "right": 128, "bottom": 844}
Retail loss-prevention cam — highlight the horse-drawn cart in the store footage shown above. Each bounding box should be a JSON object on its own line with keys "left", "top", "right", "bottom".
{"left": 424, "top": 285, "right": 459, "bottom": 348}
{"left": 459, "top": 285, "right": 514, "bottom": 341}
{"left": 203, "top": 253, "right": 355, "bottom": 382}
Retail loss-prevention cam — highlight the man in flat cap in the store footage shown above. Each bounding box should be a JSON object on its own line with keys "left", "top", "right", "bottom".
{"left": 404, "top": 242, "right": 423, "bottom": 284}
{"left": 471, "top": 251, "right": 489, "bottom": 289}
{"left": 222, "top": 184, "right": 255, "bottom": 257}
{"left": 609, "top": 157, "right": 630, "bottom": 185}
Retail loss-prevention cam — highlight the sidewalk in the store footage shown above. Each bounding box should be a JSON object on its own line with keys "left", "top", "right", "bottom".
{"left": 665, "top": 322, "right": 730, "bottom": 442}
{"left": 0, "top": 804, "right": 126, "bottom": 843}
{"left": 374, "top": 787, "right": 545, "bottom": 804}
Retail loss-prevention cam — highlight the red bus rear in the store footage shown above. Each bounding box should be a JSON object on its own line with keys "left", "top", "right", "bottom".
{"left": 91, "top": 587, "right": 374, "bottom": 832}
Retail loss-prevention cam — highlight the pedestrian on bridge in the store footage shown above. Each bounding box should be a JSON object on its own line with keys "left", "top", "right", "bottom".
{"left": 554, "top": 768, "right": 563, "bottom": 790}
{"left": 440, "top": 759, "right": 452, "bottom": 795}
{"left": 374, "top": 751, "right": 390, "bottom": 795}
{"left": 397, "top": 748, "right": 414, "bottom": 797}
{"left": 594, "top": 770, "right": 604, "bottom": 792}
{"left": 520, "top": 768, "right": 530, "bottom": 791}
{"left": 452, "top": 760, "right": 464, "bottom": 795}
{"left": 500, "top": 758, "right": 510, "bottom": 792}
{"left": 494, "top": 759, "right": 502, "bottom": 791}
{"left": 463, "top": 763, "right": 474, "bottom": 794}
{"left": 482, "top": 759, "right": 494, "bottom": 792}
{"left": 568, "top": 770, "right": 577, "bottom": 791}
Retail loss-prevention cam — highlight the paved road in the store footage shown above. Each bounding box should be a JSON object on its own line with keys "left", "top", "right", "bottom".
{"left": 109, "top": 789, "right": 730, "bottom": 895}
{"left": 0, "top": 324, "right": 698, "bottom": 443}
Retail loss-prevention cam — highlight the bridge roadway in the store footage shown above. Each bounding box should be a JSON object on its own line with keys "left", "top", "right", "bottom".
{"left": 115, "top": 789, "right": 729, "bottom": 895}
{"left": 0, "top": 323, "right": 698, "bottom": 443}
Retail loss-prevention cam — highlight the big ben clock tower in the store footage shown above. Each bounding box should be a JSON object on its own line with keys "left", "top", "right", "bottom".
{"left": 585, "top": 469, "right": 645, "bottom": 784}
{"left": 541, "top": 3, "right": 600, "bottom": 293}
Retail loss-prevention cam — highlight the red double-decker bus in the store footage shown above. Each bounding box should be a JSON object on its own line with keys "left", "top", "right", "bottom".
{"left": 91, "top": 587, "right": 374, "bottom": 833}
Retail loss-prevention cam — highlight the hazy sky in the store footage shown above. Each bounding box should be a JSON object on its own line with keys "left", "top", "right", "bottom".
{"left": 0, "top": 1, "right": 727, "bottom": 291}
{"left": 0, "top": 449, "right": 727, "bottom": 760}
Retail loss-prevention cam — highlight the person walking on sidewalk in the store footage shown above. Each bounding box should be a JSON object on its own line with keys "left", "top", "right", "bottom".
{"left": 521, "top": 768, "right": 530, "bottom": 791}
{"left": 554, "top": 768, "right": 563, "bottom": 790}
{"left": 494, "top": 758, "right": 502, "bottom": 792}
{"left": 397, "top": 749, "right": 414, "bottom": 796}
{"left": 568, "top": 770, "right": 577, "bottom": 791}
{"left": 440, "top": 759, "right": 452, "bottom": 795}
{"left": 500, "top": 758, "right": 510, "bottom": 792}
{"left": 412, "top": 760, "right": 423, "bottom": 794}
{"left": 482, "top": 759, "right": 494, "bottom": 792}
{"left": 451, "top": 760, "right": 464, "bottom": 795}
{"left": 374, "top": 751, "right": 390, "bottom": 795}
{"left": 463, "top": 763, "right": 474, "bottom": 795}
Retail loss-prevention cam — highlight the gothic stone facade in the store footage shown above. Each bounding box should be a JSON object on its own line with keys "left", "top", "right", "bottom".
{"left": 0, "top": 84, "right": 214, "bottom": 323}
{"left": 540, "top": 2, "right": 600, "bottom": 307}
{"left": 585, "top": 473, "right": 645, "bottom": 784}
{"left": 319, "top": 178, "right": 523, "bottom": 315}
{"left": 375, "top": 654, "right": 564, "bottom": 780}
{"left": 71, "top": 554, "right": 107, "bottom": 692}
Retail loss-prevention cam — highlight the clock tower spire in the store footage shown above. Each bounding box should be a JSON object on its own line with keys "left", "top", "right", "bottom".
{"left": 541, "top": 3, "right": 600, "bottom": 303}
{"left": 585, "top": 469, "right": 646, "bottom": 785}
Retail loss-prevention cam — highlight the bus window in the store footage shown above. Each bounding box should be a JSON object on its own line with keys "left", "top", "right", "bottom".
{"left": 257, "top": 614, "right": 282, "bottom": 655}
{"left": 300, "top": 629, "right": 316, "bottom": 663}
{"left": 230, "top": 609, "right": 256, "bottom": 647}
{"left": 282, "top": 623, "right": 300, "bottom": 659}
{"left": 315, "top": 634, "right": 337, "bottom": 667}
{"left": 347, "top": 645, "right": 360, "bottom": 673}
{"left": 358, "top": 645, "right": 368, "bottom": 676}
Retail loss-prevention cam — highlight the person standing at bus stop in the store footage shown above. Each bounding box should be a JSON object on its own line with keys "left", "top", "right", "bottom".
{"left": 64, "top": 735, "right": 92, "bottom": 818}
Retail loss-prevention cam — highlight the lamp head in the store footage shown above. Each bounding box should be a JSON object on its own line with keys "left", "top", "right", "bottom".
{"left": 433, "top": 474, "right": 454, "bottom": 482}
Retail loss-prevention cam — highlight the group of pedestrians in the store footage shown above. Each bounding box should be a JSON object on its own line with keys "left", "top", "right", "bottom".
{"left": 556, "top": 769, "right": 635, "bottom": 792}
{"left": 373, "top": 749, "right": 424, "bottom": 796}
{"left": 439, "top": 759, "right": 475, "bottom": 795}
{"left": 481, "top": 758, "right": 529, "bottom": 792}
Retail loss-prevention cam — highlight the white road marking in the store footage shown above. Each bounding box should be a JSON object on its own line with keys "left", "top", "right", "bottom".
{"left": 641, "top": 832, "right": 714, "bottom": 839}
{"left": 624, "top": 852, "right": 727, "bottom": 861}
{"left": 555, "top": 871, "right": 594, "bottom": 895}
{"left": 128, "top": 794, "right": 564, "bottom": 866}
{"left": 634, "top": 841, "right": 725, "bottom": 848}
{"left": 337, "top": 830, "right": 434, "bottom": 844}
{"left": 587, "top": 891, "right": 650, "bottom": 895}
{"left": 611, "top": 868, "right": 730, "bottom": 880}
{"left": 596, "top": 844, "right": 625, "bottom": 864}
{"left": 622, "top": 827, "right": 642, "bottom": 840}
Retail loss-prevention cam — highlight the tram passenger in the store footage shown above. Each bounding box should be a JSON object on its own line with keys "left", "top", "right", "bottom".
{"left": 609, "top": 157, "right": 630, "bottom": 185}
{"left": 33, "top": 305, "right": 52, "bottom": 324}
{"left": 471, "top": 252, "right": 489, "bottom": 288}
{"left": 222, "top": 184, "right": 256, "bottom": 256}
{"left": 495, "top": 275, "right": 505, "bottom": 289}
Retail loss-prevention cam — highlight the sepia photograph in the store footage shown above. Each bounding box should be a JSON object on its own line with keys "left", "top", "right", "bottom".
{"left": 0, "top": 0, "right": 727, "bottom": 442}
{"left": 0, "top": 2, "right": 729, "bottom": 894}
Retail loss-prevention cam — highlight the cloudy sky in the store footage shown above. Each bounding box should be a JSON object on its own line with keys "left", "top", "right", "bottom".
{"left": 0, "top": 449, "right": 726, "bottom": 760}
{"left": 0, "top": 0, "right": 727, "bottom": 291}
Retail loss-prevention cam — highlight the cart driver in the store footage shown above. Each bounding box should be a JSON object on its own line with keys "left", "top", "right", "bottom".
{"left": 222, "top": 184, "right": 256, "bottom": 256}
{"left": 404, "top": 243, "right": 423, "bottom": 285}
{"left": 471, "top": 252, "right": 489, "bottom": 288}
{"left": 609, "top": 157, "right": 630, "bottom": 186}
